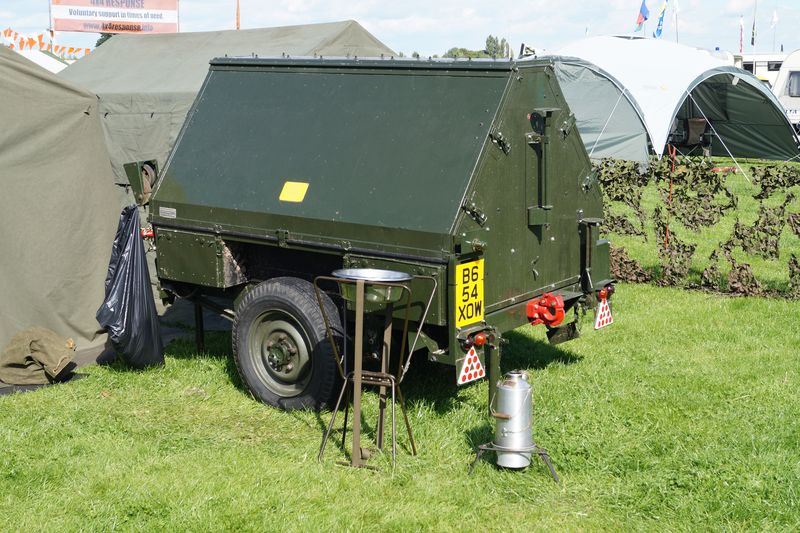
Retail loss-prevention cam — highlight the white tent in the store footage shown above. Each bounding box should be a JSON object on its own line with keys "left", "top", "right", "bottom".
{"left": 554, "top": 36, "right": 800, "bottom": 162}
{"left": 14, "top": 49, "right": 70, "bottom": 73}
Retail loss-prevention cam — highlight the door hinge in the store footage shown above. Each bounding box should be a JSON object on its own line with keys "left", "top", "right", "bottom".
{"left": 560, "top": 114, "right": 576, "bottom": 139}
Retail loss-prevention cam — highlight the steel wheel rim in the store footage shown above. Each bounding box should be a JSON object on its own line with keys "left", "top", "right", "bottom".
{"left": 247, "top": 311, "right": 312, "bottom": 397}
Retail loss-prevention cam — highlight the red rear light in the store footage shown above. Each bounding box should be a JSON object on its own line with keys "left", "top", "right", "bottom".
{"left": 473, "top": 332, "right": 487, "bottom": 347}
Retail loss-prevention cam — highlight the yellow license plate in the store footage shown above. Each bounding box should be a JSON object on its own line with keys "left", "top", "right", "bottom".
{"left": 455, "top": 259, "right": 484, "bottom": 328}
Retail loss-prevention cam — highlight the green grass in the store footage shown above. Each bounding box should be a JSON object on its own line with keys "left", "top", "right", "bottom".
{"left": 2, "top": 284, "right": 799, "bottom": 531}
{"left": 609, "top": 158, "right": 800, "bottom": 292}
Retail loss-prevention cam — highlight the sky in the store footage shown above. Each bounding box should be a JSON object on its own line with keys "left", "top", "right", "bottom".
{"left": 2, "top": 0, "right": 800, "bottom": 57}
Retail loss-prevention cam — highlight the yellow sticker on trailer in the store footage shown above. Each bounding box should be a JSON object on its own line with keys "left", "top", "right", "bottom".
{"left": 455, "top": 259, "right": 484, "bottom": 328}
{"left": 279, "top": 181, "right": 309, "bottom": 202}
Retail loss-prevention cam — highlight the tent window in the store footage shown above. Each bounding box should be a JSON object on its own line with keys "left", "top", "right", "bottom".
{"left": 743, "top": 62, "right": 754, "bottom": 73}
{"left": 768, "top": 61, "right": 782, "bottom": 72}
{"left": 788, "top": 72, "right": 800, "bottom": 98}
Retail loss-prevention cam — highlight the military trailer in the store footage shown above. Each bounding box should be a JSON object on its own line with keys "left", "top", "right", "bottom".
{"left": 147, "top": 56, "right": 614, "bottom": 410}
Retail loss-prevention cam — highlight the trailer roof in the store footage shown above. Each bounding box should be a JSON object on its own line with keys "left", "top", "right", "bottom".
{"left": 209, "top": 56, "right": 525, "bottom": 71}
{"left": 156, "top": 59, "right": 514, "bottom": 235}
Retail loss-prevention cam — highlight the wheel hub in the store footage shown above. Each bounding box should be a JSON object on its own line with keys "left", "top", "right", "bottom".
{"left": 249, "top": 316, "right": 311, "bottom": 395}
{"left": 264, "top": 332, "right": 299, "bottom": 373}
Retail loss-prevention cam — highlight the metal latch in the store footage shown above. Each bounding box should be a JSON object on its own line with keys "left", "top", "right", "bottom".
{"left": 462, "top": 202, "right": 487, "bottom": 226}
{"left": 489, "top": 130, "right": 511, "bottom": 154}
{"left": 277, "top": 229, "right": 289, "bottom": 247}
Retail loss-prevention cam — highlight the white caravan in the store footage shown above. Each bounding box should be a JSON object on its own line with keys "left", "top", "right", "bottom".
{"left": 774, "top": 50, "right": 800, "bottom": 132}
{"left": 733, "top": 53, "right": 786, "bottom": 88}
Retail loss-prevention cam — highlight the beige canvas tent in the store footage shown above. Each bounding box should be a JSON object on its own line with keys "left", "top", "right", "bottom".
{"left": 59, "top": 20, "right": 395, "bottom": 184}
{"left": 0, "top": 45, "right": 119, "bottom": 354}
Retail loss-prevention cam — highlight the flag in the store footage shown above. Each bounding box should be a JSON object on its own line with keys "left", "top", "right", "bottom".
{"left": 634, "top": 0, "right": 649, "bottom": 32}
{"left": 739, "top": 16, "right": 744, "bottom": 53}
{"left": 751, "top": 18, "right": 756, "bottom": 46}
{"left": 652, "top": 0, "right": 669, "bottom": 38}
{"left": 770, "top": 10, "right": 778, "bottom": 29}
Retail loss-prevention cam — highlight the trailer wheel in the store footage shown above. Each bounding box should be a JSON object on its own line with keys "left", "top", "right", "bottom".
{"left": 232, "top": 277, "right": 341, "bottom": 411}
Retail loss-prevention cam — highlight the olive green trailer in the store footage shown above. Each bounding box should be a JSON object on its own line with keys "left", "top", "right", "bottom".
{"left": 149, "top": 57, "right": 613, "bottom": 410}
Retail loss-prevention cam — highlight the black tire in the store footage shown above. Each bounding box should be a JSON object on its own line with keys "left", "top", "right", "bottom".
{"left": 232, "top": 277, "right": 341, "bottom": 411}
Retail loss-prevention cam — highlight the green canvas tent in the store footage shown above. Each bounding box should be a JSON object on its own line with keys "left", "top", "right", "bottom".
{"left": 0, "top": 45, "right": 119, "bottom": 354}
{"left": 59, "top": 20, "right": 395, "bottom": 184}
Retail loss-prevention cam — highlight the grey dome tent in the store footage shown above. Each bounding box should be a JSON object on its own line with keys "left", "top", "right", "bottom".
{"left": 552, "top": 58, "right": 649, "bottom": 163}
{"left": 0, "top": 45, "right": 119, "bottom": 354}
{"left": 549, "top": 36, "right": 800, "bottom": 163}
{"left": 59, "top": 20, "right": 395, "bottom": 184}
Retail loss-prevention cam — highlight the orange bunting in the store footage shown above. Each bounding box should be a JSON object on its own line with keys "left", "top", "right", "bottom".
{"left": 1, "top": 25, "right": 91, "bottom": 56}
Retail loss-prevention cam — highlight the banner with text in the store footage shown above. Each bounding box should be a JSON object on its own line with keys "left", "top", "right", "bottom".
{"left": 52, "top": 0, "right": 179, "bottom": 34}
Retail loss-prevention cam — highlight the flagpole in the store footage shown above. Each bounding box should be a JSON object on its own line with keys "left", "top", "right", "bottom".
{"left": 772, "top": 10, "right": 777, "bottom": 53}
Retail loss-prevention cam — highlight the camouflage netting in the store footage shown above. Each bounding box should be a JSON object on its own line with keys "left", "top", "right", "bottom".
{"left": 596, "top": 157, "right": 800, "bottom": 298}
{"left": 595, "top": 159, "right": 649, "bottom": 237}
{"left": 789, "top": 255, "right": 800, "bottom": 298}
{"left": 723, "top": 194, "right": 795, "bottom": 261}
{"left": 752, "top": 165, "right": 800, "bottom": 200}
{"left": 653, "top": 206, "right": 697, "bottom": 286}
{"left": 610, "top": 245, "right": 651, "bottom": 283}
{"left": 788, "top": 213, "right": 800, "bottom": 238}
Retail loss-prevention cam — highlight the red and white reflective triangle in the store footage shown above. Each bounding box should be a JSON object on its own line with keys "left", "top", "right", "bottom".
{"left": 594, "top": 297, "right": 614, "bottom": 329}
{"left": 458, "top": 346, "right": 485, "bottom": 385}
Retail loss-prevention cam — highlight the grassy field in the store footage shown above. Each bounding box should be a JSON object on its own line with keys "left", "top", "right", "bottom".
{"left": 609, "top": 158, "right": 800, "bottom": 291}
{"left": 1, "top": 283, "right": 798, "bottom": 531}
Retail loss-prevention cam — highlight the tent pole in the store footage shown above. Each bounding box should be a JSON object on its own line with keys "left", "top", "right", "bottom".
{"left": 687, "top": 93, "right": 751, "bottom": 183}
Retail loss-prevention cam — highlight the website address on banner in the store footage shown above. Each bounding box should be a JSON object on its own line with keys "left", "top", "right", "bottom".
{"left": 81, "top": 21, "right": 154, "bottom": 32}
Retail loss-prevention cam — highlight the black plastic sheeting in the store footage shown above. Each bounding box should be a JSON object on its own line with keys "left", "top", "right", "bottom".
{"left": 96, "top": 206, "right": 164, "bottom": 368}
